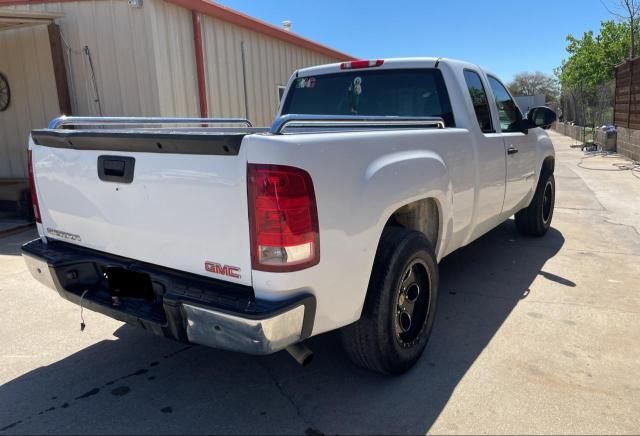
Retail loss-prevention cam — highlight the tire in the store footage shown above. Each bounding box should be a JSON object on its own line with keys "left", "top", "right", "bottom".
{"left": 341, "top": 228, "right": 439, "bottom": 375}
{"left": 515, "top": 170, "right": 555, "bottom": 237}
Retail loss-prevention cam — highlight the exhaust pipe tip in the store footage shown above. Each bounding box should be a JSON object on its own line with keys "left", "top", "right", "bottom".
{"left": 286, "top": 342, "right": 314, "bottom": 366}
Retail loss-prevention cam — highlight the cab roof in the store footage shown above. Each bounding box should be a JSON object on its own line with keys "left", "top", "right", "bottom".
{"left": 295, "top": 57, "right": 495, "bottom": 79}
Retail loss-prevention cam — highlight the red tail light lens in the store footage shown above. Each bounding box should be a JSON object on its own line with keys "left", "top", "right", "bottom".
{"left": 248, "top": 164, "right": 319, "bottom": 272}
{"left": 27, "top": 149, "right": 42, "bottom": 223}
{"left": 340, "top": 59, "right": 384, "bottom": 70}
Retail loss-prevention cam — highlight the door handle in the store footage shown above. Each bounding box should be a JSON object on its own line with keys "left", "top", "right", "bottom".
{"left": 507, "top": 145, "right": 519, "bottom": 155}
{"left": 98, "top": 156, "right": 135, "bottom": 183}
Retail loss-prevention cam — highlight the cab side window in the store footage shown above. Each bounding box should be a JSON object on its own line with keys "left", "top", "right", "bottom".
{"left": 488, "top": 76, "right": 522, "bottom": 132}
{"left": 463, "top": 70, "right": 493, "bottom": 133}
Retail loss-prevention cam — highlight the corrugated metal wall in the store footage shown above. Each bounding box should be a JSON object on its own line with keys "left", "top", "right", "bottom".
{"left": 3, "top": 0, "right": 163, "bottom": 117}
{"left": 0, "top": 25, "right": 58, "bottom": 178}
{"left": 200, "top": 14, "right": 338, "bottom": 126}
{"left": 0, "top": 0, "right": 345, "bottom": 178}
{"left": 2, "top": 0, "right": 342, "bottom": 125}
{"left": 146, "top": 1, "right": 199, "bottom": 117}
{"left": 2, "top": 0, "right": 336, "bottom": 125}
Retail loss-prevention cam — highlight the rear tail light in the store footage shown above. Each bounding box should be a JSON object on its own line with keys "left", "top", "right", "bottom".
{"left": 27, "top": 149, "right": 41, "bottom": 223}
{"left": 248, "top": 164, "right": 319, "bottom": 272}
{"left": 340, "top": 59, "right": 384, "bottom": 70}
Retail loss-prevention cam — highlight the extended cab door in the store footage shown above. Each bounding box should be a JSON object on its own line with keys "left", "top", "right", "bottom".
{"left": 487, "top": 76, "right": 537, "bottom": 214}
{"left": 461, "top": 69, "right": 507, "bottom": 241}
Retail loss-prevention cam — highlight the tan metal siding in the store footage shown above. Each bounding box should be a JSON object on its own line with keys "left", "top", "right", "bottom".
{"left": 200, "top": 14, "right": 342, "bottom": 126}
{"left": 0, "top": 24, "right": 58, "bottom": 178}
{"left": 147, "top": 0, "right": 198, "bottom": 117}
{"left": 2, "top": 0, "right": 162, "bottom": 117}
{"left": 1, "top": 0, "right": 343, "bottom": 129}
{"left": 64, "top": 0, "right": 161, "bottom": 116}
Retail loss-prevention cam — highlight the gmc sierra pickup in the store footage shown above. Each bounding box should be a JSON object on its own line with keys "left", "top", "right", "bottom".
{"left": 23, "top": 58, "right": 556, "bottom": 374}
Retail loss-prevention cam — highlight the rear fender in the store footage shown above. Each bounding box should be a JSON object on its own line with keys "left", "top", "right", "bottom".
{"left": 361, "top": 149, "right": 453, "bottom": 262}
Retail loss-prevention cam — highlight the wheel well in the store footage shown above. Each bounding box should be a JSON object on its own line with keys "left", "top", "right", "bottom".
{"left": 385, "top": 198, "right": 440, "bottom": 252}
{"left": 542, "top": 156, "right": 555, "bottom": 175}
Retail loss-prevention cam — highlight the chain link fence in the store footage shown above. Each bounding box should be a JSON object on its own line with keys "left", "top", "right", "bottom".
{"left": 559, "top": 80, "right": 615, "bottom": 128}
{"left": 554, "top": 59, "right": 640, "bottom": 161}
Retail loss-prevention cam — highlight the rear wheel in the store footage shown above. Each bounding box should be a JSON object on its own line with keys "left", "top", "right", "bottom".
{"left": 341, "top": 228, "right": 438, "bottom": 375}
{"left": 515, "top": 171, "right": 555, "bottom": 236}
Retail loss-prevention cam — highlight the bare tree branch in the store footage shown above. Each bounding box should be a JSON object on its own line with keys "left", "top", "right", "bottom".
{"left": 602, "top": 0, "right": 640, "bottom": 57}
{"left": 600, "top": 0, "right": 627, "bottom": 19}
{"left": 508, "top": 72, "right": 560, "bottom": 102}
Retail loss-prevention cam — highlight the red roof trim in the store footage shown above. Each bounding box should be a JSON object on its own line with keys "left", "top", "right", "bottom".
{"left": 0, "top": 0, "right": 355, "bottom": 61}
{"left": 168, "top": 0, "right": 353, "bottom": 60}
{"left": 0, "top": 0, "right": 75, "bottom": 5}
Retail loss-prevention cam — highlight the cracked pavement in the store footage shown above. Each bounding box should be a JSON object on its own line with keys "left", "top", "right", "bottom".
{"left": 0, "top": 129, "right": 639, "bottom": 434}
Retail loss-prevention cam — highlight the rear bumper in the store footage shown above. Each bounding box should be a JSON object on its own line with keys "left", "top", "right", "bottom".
{"left": 22, "top": 239, "right": 315, "bottom": 355}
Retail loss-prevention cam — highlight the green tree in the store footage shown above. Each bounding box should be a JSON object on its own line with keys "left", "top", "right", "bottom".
{"left": 557, "top": 20, "right": 628, "bottom": 125}
{"left": 558, "top": 20, "right": 629, "bottom": 89}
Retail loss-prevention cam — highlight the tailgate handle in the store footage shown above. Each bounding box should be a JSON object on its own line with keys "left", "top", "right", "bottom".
{"left": 98, "top": 156, "right": 135, "bottom": 183}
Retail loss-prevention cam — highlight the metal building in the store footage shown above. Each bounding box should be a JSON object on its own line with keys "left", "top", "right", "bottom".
{"left": 0, "top": 0, "right": 352, "bottom": 215}
{"left": 514, "top": 94, "right": 546, "bottom": 115}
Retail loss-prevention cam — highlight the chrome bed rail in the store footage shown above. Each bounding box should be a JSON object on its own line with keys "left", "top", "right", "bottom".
{"left": 48, "top": 116, "right": 253, "bottom": 129}
{"left": 270, "top": 114, "right": 445, "bottom": 135}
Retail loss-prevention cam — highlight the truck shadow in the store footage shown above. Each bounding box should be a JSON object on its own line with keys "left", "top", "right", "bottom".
{"left": 0, "top": 228, "right": 35, "bottom": 256}
{"left": 0, "top": 219, "right": 566, "bottom": 435}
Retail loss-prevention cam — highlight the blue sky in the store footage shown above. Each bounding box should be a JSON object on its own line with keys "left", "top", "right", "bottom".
{"left": 218, "top": 0, "right": 611, "bottom": 82}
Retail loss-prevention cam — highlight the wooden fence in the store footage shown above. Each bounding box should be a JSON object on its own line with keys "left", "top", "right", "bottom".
{"left": 614, "top": 57, "right": 640, "bottom": 129}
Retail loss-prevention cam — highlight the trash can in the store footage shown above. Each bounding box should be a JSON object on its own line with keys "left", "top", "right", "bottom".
{"left": 599, "top": 125, "right": 617, "bottom": 152}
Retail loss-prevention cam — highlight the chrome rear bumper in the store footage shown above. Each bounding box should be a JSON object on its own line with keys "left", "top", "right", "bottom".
{"left": 22, "top": 239, "right": 315, "bottom": 355}
{"left": 183, "top": 303, "right": 306, "bottom": 354}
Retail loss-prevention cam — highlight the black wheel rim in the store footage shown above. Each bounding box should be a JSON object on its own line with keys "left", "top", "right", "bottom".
{"left": 542, "top": 180, "right": 553, "bottom": 224}
{"left": 395, "top": 259, "right": 431, "bottom": 347}
{"left": 0, "top": 73, "right": 9, "bottom": 112}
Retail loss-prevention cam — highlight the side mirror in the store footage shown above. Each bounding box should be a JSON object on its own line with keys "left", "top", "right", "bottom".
{"left": 525, "top": 106, "right": 556, "bottom": 130}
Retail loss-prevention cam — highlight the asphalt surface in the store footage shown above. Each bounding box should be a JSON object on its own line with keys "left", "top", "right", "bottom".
{"left": 1, "top": 130, "right": 639, "bottom": 435}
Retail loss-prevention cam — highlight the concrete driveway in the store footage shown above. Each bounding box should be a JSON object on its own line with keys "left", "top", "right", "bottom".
{"left": 1, "top": 130, "right": 639, "bottom": 435}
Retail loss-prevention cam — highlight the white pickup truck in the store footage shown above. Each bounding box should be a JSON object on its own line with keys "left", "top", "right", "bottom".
{"left": 23, "top": 58, "right": 556, "bottom": 374}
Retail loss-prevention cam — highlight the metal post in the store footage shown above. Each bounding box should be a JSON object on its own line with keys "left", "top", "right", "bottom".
{"left": 192, "top": 11, "right": 208, "bottom": 118}
{"left": 240, "top": 41, "right": 250, "bottom": 121}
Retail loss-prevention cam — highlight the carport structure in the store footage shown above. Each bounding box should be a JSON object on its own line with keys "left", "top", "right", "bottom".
{"left": 0, "top": 9, "right": 68, "bottom": 218}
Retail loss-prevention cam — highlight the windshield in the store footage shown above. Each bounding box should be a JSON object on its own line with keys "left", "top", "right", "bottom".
{"left": 281, "top": 69, "right": 455, "bottom": 127}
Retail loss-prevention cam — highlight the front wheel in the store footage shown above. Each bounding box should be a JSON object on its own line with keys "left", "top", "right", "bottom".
{"left": 515, "top": 171, "right": 555, "bottom": 236}
{"left": 340, "top": 228, "right": 439, "bottom": 375}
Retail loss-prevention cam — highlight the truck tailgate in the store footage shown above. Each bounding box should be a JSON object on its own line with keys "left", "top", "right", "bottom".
{"left": 30, "top": 129, "right": 252, "bottom": 286}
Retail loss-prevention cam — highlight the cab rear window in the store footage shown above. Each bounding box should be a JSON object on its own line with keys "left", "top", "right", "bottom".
{"left": 281, "top": 69, "right": 455, "bottom": 127}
